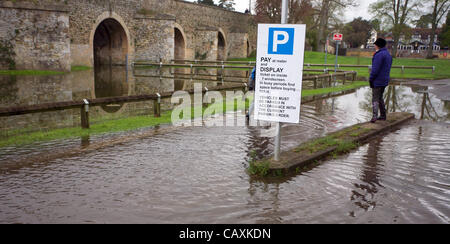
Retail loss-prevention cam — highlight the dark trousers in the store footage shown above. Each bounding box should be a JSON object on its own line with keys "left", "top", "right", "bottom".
{"left": 372, "top": 86, "right": 387, "bottom": 119}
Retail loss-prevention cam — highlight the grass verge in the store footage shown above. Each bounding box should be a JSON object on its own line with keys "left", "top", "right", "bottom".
{"left": 0, "top": 82, "right": 368, "bottom": 148}
{"left": 230, "top": 51, "right": 450, "bottom": 80}
{"left": 0, "top": 66, "right": 91, "bottom": 76}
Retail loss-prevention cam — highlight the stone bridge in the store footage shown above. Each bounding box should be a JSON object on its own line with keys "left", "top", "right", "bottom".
{"left": 0, "top": 0, "right": 256, "bottom": 71}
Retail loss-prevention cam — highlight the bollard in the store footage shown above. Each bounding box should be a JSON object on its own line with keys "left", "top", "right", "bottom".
{"left": 81, "top": 99, "right": 90, "bottom": 129}
{"left": 432, "top": 66, "right": 435, "bottom": 74}
{"left": 154, "top": 93, "right": 161, "bottom": 117}
{"left": 401, "top": 65, "right": 405, "bottom": 74}
{"left": 221, "top": 65, "right": 225, "bottom": 86}
{"left": 203, "top": 87, "right": 209, "bottom": 109}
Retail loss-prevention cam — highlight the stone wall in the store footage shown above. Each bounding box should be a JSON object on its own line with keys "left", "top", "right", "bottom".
{"left": 0, "top": 1, "right": 71, "bottom": 71}
{"left": 0, "top": 0, "right": 256, "bottom": 70}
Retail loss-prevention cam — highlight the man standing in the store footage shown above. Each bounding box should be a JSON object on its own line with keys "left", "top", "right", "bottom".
{"left": 370, "top": 38, "right": 392, "bottom": 123}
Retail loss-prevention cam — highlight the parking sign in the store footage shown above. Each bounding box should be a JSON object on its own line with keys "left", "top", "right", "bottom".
{"left": 254, "top": 24, "right": 306, "bottom": 124}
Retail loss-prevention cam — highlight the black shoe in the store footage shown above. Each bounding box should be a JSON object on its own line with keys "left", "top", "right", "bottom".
{"left": 377, "top": 116, "right": 386, "bottom": 121}
{"left": 370, "top": 117, "right": 377, "bottom": 123}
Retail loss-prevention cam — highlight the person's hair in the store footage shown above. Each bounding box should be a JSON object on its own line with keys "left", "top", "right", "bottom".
{"left": 374, "top": 38, "right": 387, "bottom": 48}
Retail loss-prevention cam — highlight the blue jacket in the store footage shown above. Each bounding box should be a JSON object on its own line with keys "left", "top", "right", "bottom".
{"left": 370, "top": 48, "right": 392, "bottom": 87}
{"left": 248, "top": 67, "right": 256, "bottom": 90}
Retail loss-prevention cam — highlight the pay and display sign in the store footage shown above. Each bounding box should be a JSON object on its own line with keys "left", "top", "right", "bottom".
{"left": 254, "top": 24, "right": 306, "bottom": 124}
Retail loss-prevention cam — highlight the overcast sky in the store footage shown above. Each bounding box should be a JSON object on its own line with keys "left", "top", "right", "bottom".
{"left": 184, "top": 0, "right": 378, "bottom": 22}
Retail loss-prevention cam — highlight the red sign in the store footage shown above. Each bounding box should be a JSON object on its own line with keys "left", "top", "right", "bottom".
{"left": 444, "top": 52, "right": 448, "bottom": 57}
{"left": 333, "top": 33, "right": 343, "bottom": 41}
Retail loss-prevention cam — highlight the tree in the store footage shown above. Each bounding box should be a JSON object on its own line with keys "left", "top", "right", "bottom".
{"left": 254, "top": 0, "right": 314, "bottom": 24}
{"left": 414, "top": 14, "right": 433, "bottom": 28}
{"left": 254, "top": 0, "right": 315, "bottom": 47}
{"left": 218, "top": 0, "right": 235, "bottom": 10}
{"left": 315, "top": 0, "right": 357, "bottom": 52}
{"left": 425, "top": 0, "right": 450, "bottom": 59}
{"left": 370, "top": 0, "right": 421, "bottom": 58}
{"left": 439, "top": 12, "right": 450, "bottom": 47}
{"left": 197, "top": 0, "right": 216, "bottom": 6}
{"left": 343, "top": 17, "right": 373, "bottom": 48}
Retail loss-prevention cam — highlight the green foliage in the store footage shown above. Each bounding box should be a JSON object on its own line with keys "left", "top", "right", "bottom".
{"left": 440, "top": 12, "right": 450, "bottom": 47}
{"left": 218, "top": 0, "right": 235, "bottom": 11}
{"left": 248, "top": 161, "right": 271, "bottom": 177}
{"left": 197, "top": 0, "right": 215, "bottom": 6}
{"left": 0, "top": 40, "right": 16, "bottom": 70}
{"left": 343, "top": 17, "right": 373, "bottom": 48}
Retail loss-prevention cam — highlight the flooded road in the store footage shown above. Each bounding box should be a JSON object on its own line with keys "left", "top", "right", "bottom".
{"left": 0, "top": 81, "right": 449, "bottom": 223}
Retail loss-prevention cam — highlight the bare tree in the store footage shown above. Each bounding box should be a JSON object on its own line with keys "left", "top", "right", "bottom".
{"left": 426, "top": 0, "right": 450, "bottom": 59}
{"left": 255, "top": 0, "right": 314, "bottom": 24}
{"left": 370, "top": 0, "right": 421, "bottom": 58}
{"left": 315, "top": 0, "right": 357, "bottom": 52}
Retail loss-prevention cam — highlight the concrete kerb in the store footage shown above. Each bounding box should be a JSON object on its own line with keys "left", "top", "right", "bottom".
{"left": 255, "top": 112, "right": 415, "bottom": 177}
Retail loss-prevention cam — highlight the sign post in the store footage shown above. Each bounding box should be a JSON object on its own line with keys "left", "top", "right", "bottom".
{"left": 254, "top": 0, "right": 306, "bottom": 161}
{"left": 333, "top": 33, "right": 343, "bottom": 73}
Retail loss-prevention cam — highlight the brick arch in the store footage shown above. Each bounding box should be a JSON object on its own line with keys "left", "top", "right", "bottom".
{"left": 173, "top": 23, "right": 187, "bottom": 91}
{"left": 217, "top": 28, "right": 227, "bottom": 61}
{"left": 89, "top": 12, "right": 132, "bottom": 67}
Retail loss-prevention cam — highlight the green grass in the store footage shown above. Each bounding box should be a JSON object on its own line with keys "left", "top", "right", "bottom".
{"left": 230, "top": 51, "right": 450, "bottom": 80}
{"left": 293, "top": 124, "right": 370, "bottom": 155}
{"left": 0, "top": 66, "right": 91, "bottom": 76}
{"left": 301, "top": 81, "right": 367, "bottom": 97}
{"left": 0, "top": 81, "right": 368, "bottom": 148}
{"left": 0, "top": 70, "right": 66, "bottom": 76}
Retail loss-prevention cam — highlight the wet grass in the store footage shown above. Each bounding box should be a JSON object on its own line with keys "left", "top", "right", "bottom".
{"left": 0, "top": 98, "right": 250, "bottom": 148}
{"left": 0, "top": 82, "right": 367, "bottom": 148}
{"left": 293, "top": 125, "right": 369, "bottom": 155}
{"left": 230, "top": 51, "right": 450, "bottom": 80}
{"left": 0, "top": 70, "right": 66, "bottom": 76}
{"left": 302, "top": 81, "right": 367, "bottom": 97}
{"left": 0, "top": 66, "right": 91, "bottom": 76}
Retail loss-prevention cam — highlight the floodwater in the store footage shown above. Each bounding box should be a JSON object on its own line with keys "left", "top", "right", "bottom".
{"left": 0, "top": 71, "right": 449, "bottom": 223}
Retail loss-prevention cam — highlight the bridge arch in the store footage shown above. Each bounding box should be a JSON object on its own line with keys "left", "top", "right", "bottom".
{"left": 217, "top": 29, "right": 227, "bottom": 61}
{"left": 90, "top": 12, "right": 131, "bottom": 67}
{"left": 173, "top": 23, "right": 187, "bottom": 91}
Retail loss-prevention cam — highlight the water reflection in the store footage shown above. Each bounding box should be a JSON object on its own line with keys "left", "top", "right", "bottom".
{"left": 350, "top": 137, "right": 383, "bottom": 215}
{"left": 0, "top": 83, "right": 449, "bottom": 223}
{"left": 94, "top": 65, "right": 129, "bottom": 113}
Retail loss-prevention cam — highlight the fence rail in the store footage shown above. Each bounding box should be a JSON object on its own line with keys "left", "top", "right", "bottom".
{"left": 165, "top": 59, "right": 435, "bottom": 73}
{"left": 1, "top": 67, "right": 358, "bottom": 129}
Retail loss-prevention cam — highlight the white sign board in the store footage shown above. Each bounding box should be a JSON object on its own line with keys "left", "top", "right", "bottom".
{"left": 254, "top": 24, "right": 306, "bottom": 124}
{"left": 333, "top": 33, "right": 343, "bottom": 41}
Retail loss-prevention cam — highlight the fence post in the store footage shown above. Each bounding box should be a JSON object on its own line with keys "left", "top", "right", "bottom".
{"left": 329, "top": 73, "right": 332, "bottom": 87}
{"left": 221, "top": 65, "right": 225, "bottom": 86}
{"left": 342, "top": 73, "right": 346, "bottom": 85}
{"left": 81, "top": 99, "right": 90, "bottom": 129}
{"left": 314, "top": 76, "right": 318, "bottom": 89}
{"left": 432, "top": 66, "right": 435, "bottom": 74}
{"left": 203, "top": 87, "right": 209, "bottom": 109}
{"left": 154, "top": 93, "right": 161, "bottom": 117}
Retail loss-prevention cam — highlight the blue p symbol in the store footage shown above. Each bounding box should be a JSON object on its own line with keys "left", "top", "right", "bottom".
{"left": 268, "top": 28, "right": 295, "bottom": 55}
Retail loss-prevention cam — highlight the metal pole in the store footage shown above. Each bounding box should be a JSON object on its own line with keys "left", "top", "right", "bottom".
{"left": 274, "top": 0, "right": 288, "bottom": 161}
{"left": 335, "top": 41, "right": 339, "bottom": 73}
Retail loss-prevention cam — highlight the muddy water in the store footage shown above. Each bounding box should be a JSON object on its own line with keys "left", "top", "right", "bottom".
{"left": 0, "top": 85, "right": 449, "bottom": 223}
